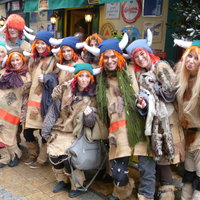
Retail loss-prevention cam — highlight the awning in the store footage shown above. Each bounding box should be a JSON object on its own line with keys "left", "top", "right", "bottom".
{"left": 24, "top": 0, "right": 90, "bottom": 12}
{"left": 24, "top": 0, "right": 132, "bottom": 12}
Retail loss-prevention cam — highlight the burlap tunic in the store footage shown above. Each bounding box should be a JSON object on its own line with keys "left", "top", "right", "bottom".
{"left": 0, "top": 69, "right": 31, "bottom": 146}
{"left": 47, "top": 84, "right": 98, "bottom": 156}
{"left": 25, "top": 56, "right": 57, "bottom": 129}
{"left": 106, "top": 76, "right": 132, "bottom": 160}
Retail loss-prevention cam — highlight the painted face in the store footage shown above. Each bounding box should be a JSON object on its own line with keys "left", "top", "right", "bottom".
{"left": 7, "top": 27, "right": 19, "bottom": 39}
{"left": 10, "top": 53, "right": 23, "bottom": 69}
{"left": 77, "top": 72, "right": 91, "bottom": 91}
{"left": 90, "top": 39, "right": 98, "bottom": 48}
{"left": 103, "top": 50, "right": 118, "bottom": 71}
{"left": 62, "top": 46, "right": 73, "bottom": 61}
{"left": 35, "top": 40, "right": 47, "bottom": 55}
{"left": 133, "top": 50, "right": 152, "bottom": 70}
{"left": 185, "top": 49, "right": 200, "bottom": 75}
{"left": 0, "top": 47, "right": 6, "bottom": 63}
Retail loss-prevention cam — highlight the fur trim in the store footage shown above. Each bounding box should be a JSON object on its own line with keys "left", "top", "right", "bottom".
{"left": 192, "top": 190, "right": 200, "bottom": 200}
{"left": 138, "top": 193, "right": 153, "bottom": 200}
{"left": 181, "top": 183, "right": 193, "bottom": 200}
{"left": 113, "top": 178, "right": 135, "bottom": 200}
{"left": 155, "top": 60, "right": 177, "bottom": 92}
{"left": 158, "top": 185, "right": 175, "bottom": 200}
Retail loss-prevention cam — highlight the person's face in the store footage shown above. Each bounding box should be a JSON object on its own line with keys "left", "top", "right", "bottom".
{"left": 77, "top": 72, "right": 91, "bottom": 91}
{"left": 0, "top": 48, "right": 6, "bottom": 62}
{"left": 7, "top": 27, "right": 19, "bottom": 39}
{"left": 185, "top": 49, "right": 200, "bottom": 75}
{"left": 89, "top": 39, "right": 98, "bottom": 48}
{"left": 103, "top": 50, "right": 118, "bottom": 71}
{"left": 62, "top": 46, "right": 73, "bottom": 61}
{"left": 133, "top": 50, "right": 152, "bottom": 70}
{"left": 10, "top": 53, "right": 23, "bottom": 69}
{"left": 36, "top": 40, "right": 47, "bottom": 55}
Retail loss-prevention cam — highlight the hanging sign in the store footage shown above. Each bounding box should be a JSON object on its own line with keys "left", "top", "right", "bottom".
{"left": 106, "top": 3, "right": 120, "bottom": 19}
{"left": 121, "top": 0, "right": 141, "bottom": 23}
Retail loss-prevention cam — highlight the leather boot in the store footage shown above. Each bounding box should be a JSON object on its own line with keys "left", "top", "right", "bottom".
{"left": 53, "top": 181, "right": 70, "bottom": 193}
{"left": 24, "top": 141, "right": 39, "bottom": 165}
{"left": 181, "top": 183, "right": 193, "bottom": 200}
{"left": 158, "top": 185, "right": 175, "bottom": 200}
{"left": 8, "top": 154, "right": 20, "bottom": 167}
{"left": 112, "top": 178, "right": 135, "bottom": 200}
{"left": 52, "top": 168, "right": 70, "bottom": 193}
{"left": 7, "top": 144, "right": 22, "bottom": 167}
{"left": 138, "top": 193, "right": 154, "bottom": 200}
{"left": 68, "top": 187, "right": 86, "bottom": 198}
{"left": 192, "top": 190, "right": 200, "bottom": 200}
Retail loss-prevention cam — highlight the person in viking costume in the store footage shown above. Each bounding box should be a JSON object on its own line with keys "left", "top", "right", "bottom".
{"left": 41, "top": 63, "right": 105, "bottom": 197}
{"left": 126, "top": 30, "right": 185, "bottom": 200}
{"left": 82, "top": 33, "right": 104, "bottom": 67}
{"left": 0, "top": 41, "right": 9, "bottom": 166}
{"left": 23, "top": 30, "right": 57, "bottom": 169}
{"left": 49, "top": 36, "right": 83, "bottom": 84}
{"left": 0, "top": 47, "right": 31, "bottom": 168}
{"left": 174, "top": 39, "right": 200, "bottom": 200}
{"left": 86, "top": 33, "right": 145, "bottom": 200}
{"left": 0, "top": 14, "right": 32, "bottom": 52}
{"left": 0, "top": 41, "right": 7, "bottom": 71}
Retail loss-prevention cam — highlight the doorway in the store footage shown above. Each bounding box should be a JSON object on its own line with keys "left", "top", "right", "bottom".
{"left": 67, "top": 9, "right": 92, "bottom": 37}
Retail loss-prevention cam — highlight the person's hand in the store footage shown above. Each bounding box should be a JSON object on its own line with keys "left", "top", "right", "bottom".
{"left": 136, "top": 96, "right": 147, "bottom": 109}
{"left": 38, "top": 74, "right": 44, "bottom": 83}
{"left": 84, "top": 106, "right": 92, "bottom": 116}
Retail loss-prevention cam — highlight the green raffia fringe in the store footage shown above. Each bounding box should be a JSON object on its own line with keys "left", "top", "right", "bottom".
{"left": 96, "top": 72, "right": 109, "bottom": 127}
{"left": 97, "top": 68, "right": 147, "bottom": 148}
{"left": 117, "top": 69, "right": 146, "bottom": 147}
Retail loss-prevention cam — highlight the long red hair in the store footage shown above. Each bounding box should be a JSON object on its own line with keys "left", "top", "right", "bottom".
{"left": 131, "top": 48, "right": 160, "bottom": 72}
{"left": 57, "top": 46, "right": 78, "bottom": 64}
{"left": 6, "top": 52, "right": 26, "bottom": 67}
{"left": 5, "top": 52, "right": 27, "bottom": 73}
{"left": 31, "top": 39, "right": 51, "bottom": 58}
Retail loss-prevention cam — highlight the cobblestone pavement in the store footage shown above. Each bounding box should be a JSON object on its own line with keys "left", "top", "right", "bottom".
{"left": 0, "top": 144, "right": 183, "bottom": 200}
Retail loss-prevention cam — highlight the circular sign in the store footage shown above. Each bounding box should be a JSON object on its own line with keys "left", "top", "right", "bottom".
{"left": 100, "top": 22, "right": 115, "bottom": 39}
{"left": 121, "top": 0, "right": 142, "bottom": 23}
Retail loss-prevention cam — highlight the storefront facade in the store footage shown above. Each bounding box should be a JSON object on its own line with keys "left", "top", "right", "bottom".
{"left": 0, "top": 0, "right": 181, "bottom": 62}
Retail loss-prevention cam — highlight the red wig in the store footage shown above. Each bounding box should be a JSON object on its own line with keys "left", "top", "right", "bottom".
{"left": 99, "top": 50, "right": 126, "bottom": 70}
{"left": 4, "top": 14, "right": 25, "bottom": 40}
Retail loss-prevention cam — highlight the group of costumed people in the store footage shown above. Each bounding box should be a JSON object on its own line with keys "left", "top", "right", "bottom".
{"left": 0, "top": 13, "right": 199, "bottom": 200}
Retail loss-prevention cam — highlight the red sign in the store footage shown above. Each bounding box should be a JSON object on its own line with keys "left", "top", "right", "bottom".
{"left": 121, "top": 0, "right": 142, "bottom": 23}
